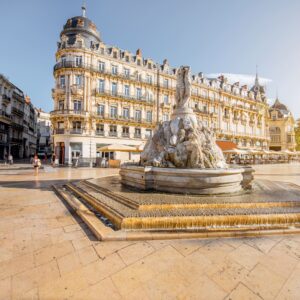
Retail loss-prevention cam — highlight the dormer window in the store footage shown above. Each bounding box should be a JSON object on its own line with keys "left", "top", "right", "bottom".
{"left": 125, "top": 56, "right": 130, "bottom": 62}
{"left": 113, "top": 51, "right": 118, "bottom": 59}
{"left": 137, "top": 59, "right": 141, "bottom": 66}
{"left": 148, "top": 63, "right": 152, "bottom": 69}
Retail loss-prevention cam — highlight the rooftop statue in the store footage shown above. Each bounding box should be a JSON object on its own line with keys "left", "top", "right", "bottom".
{"left": 140, "top": 66, "right": 227, "bottom": 169}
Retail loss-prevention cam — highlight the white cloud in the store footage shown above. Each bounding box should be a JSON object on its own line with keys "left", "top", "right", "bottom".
{"left": 206, "top": 73, "right": 272, "bottom": 86}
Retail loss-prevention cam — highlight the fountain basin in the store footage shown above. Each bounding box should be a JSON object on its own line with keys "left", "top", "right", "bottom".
{"left": 120, "top": 165, "right": 253, "bottom": 195}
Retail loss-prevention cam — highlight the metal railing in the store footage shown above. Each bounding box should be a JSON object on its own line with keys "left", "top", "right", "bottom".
{"left": 50, "top": 109, "right": 88, "bottom": 116}
{"left": 54, "top": 61, "right": 174, "bottom": 90}
{"left": 94, "top": 88, "right": 155, "bottom": 104}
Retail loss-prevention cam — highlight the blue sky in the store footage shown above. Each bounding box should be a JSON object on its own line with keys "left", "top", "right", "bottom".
{"left": 0, "top": 0, "right": 300, "bottom": 119}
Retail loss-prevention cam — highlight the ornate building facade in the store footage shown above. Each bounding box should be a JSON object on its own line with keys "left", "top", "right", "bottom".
{"left": 51, "top": 8, "right": 270, "bottom": 164}
{"left": 0, "top": 75, "right": 37, "bottom": 159}
{"left": 268, "top": 98, "right": 296, "bottom": 151}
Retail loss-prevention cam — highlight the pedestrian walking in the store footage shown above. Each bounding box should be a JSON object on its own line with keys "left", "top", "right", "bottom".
{"left": 8, "top": 154, "right": 13, "bottom": 165}
{"left": 51, "top": 153, "right": 56, "bottom": 167}
{"left": 32, "top": 154, "right": 41, "bottom": 175}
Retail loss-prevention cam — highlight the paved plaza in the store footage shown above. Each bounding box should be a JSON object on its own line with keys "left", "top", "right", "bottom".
{"left": 0, "top": 164, "right": 300, "bottom": 299}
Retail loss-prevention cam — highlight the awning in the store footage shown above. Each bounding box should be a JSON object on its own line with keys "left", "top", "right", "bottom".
{"left": 216, "top": 140, "right": 237, "bottom": 151}
{"left": 97, "top": 144, "right": 142, "bottom": 152}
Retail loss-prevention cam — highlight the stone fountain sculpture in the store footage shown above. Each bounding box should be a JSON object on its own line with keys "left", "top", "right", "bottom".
{"left": 141, "top": 66, "right": 227, "bottom": 169}
{"left": 120, "top": 66, "right": 253, "bottom": 195}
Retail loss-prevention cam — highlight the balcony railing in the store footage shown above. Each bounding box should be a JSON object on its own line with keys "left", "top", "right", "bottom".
{"left": 109, "top": 131, "right": 118, "bottom": 137}
{"left": 54, "top": 61, "right": 164, "bottom": 88}
{"left": 92, "top": 113, "right": 153, "bottom": 124}
{"left": 134, "top": 133, "right": 141, "bottom": 138}
{"left": 122, "top": 132, "right": 130, "bottom": 137}
{"left": 55, "top": 129, "right": 65, "bottom": 134}
{"left": 0, "top": 110, "right": 12, "bottom": 123}
{"left": 96, "top": 131, "right": 104, "bottom": 136}
{"left": 94, "top": 89, "right": 155, "bottom": 104}
{"left": 2, "top": 95, "right": 11, "bottom": 102}
{"left": 70, "top": 129, "right": 83, "bottom": 134}
{"left": 12, "top": 107, "right": 24, "bottom": 117}
{"left": 50, "top": 109, "right": 88, "bottom": 116}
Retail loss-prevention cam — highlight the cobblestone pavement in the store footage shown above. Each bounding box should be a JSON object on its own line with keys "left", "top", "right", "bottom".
{"left": 0, "top": 164, "right": 300, "bottom": 300}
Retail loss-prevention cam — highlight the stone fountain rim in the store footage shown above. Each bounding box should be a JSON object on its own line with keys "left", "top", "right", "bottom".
{"left": 121, "top": 164, "right": 252, "bottom": 176}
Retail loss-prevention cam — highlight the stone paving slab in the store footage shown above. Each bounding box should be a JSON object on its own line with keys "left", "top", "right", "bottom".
{"left": 0, "top": 164, "right": 299, "bottom": 299}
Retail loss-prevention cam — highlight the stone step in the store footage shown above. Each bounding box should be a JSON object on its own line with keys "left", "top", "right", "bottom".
{"left": 82, "top": 180, "right": 139, "bottom": 209}
{"left": 53, "top": 182, "right": 300, "bottom": 239}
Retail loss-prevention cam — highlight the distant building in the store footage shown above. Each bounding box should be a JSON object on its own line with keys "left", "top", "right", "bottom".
{"left": 269, "top": 98, "right": 296, "bottom": 151}
{"left": 23, "top": 96, "right": 37, "bottom": 157}
{"left": 0, "top": 75, "right": 13, "bottom": 159}
{"left": 0, "top": 74, "right": 37, "bottom": 160}
{"left": 35, "top": 108, "right": 52, "bottom": 156}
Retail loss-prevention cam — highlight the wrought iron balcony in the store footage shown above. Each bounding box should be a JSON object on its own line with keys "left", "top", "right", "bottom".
{"left": 50, "top": 109, "right": 88, "bottom": 116}
{"left": 54, "top": 129, "right": 65, "bottom": 134}
{"left": 70, "top": 129, "right": 83, "bottom": 134}
{"left": 95, "top": 131, "right": 104, "bottom": 136}
{"left": 94, "top": 89, "right": 154, "bottom": 105}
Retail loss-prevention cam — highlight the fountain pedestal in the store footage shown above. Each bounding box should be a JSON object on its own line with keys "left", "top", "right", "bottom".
{"left": 120, "top": 165, "right": 253, "bottom": 195}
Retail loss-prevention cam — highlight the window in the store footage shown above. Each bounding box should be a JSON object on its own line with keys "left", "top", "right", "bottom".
{"left": 58, "top": 100, "right": 64, "bottom": 110}
{"left": 111, "top": 65, "right": 118, "bottom": 75}
{"left": 113, "top": 51, "right": 118, "bottom": 59}
{"left": 99, "top": 79, "right": 105, "bottom": 92}
{"left": 109, "top": 125, "right": 117, "bottom": 136}
{"left": 146, "top": 111, "right": 152, "bottom": 122}
{"left": 124, "top": 68, "right": 130, "bottom": 78}
{"left": 73, "top": 100, "right": 82, "bottom": 111}
{"left": 122, "top": 126, "right": 129, "bottom": 137}
{"left": 148, "top": 63, "right": 152, "bottom": 69}
{"left": 61, "top": 56, "right": 66, "bottom": 66}
{"left": 72, "top": 121, "right": 81, "bottom": 132}
{"left": 134, "top": 128, "right": 141, "bottom": 137}
{"left": 75, "top": 56, "right": 82, "bottom": 67}
{"left": 125, "top": 56, "right": 130, "bottom": 62}
{"left": 145, "top": 129, "right": 152, "bottom": 138}
{"left": 137, "top": 59, "right": 141, "bottom": 66}
{"left": 123, "top": 108, "right": 129, "bottom": 119}
{"left": 99, "top": 61, "right": 105, "bottom": 72}
{"left": 75, "top": 75, "right": 82, "bottom": 86}
{"left": 163, "top": 79, "right": 169, "bottom": 88}
{"left": 110, "top": 106, "right": 117, "bottom": 118}
{"left": 162, "top": 114, "right": 169, "bottom": 122}
{"left": 135, "top": 110, "right": 141, "bottom": 121}
{"left": 100, "top": 47, "right": 105, "bottom": 54}
{"left": 97, "top": 104, "right": 104, "bottom": 116}
{"left": 164, "top": 94, "right": 169, "bottom": 104}
{"left": 146, "top": 91, "right": 153, "bottom": 102}
{"left": 136, "top": 88, "right": 142, "bottom": 100}
{"left": 124, "top": 85, "right": 130, "bottom": 97}
{"left": 58, "top": 121, "right": 64, "bottom": 129}
{"left": 96, "top": 124, "right": 104, "bottom": 135}
{"left": 203, "top": 105, "right": 207, "bottom": 113}
{"left": 111, "top": 82, "right": 117, "bottom": 95}
{"left": 59, "top": 76, "right": 65, "bottom": 88}
{"left": 147, "top": 75, "right": 152, "bottom": 84}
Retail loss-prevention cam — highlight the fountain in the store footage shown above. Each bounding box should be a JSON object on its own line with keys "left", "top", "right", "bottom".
{"left": 120, "top": 66, "right": 253, "bottom": 195}
{"left": 53, "top": 66, "right": 300, "bottom": 240}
